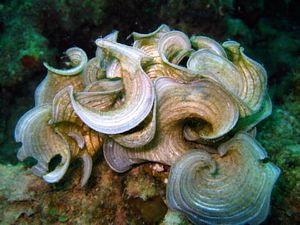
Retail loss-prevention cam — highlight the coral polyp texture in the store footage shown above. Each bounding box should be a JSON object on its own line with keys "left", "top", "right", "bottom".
{"left": 14, "top": 25, "right": 280, "bottom": 225}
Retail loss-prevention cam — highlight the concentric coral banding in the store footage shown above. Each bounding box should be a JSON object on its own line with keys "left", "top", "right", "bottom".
{"left": 166, "top": 133, "right": 280, "bottom": 225}
{"left": 43, "top": 47, "right": 88, "bottom": 76}
{"left": 223, "top": 41, "right": 267, "bottom": 113}
{"left": 71, "top": 39, "right": 155, "bottom": 134}
{"left": 15, "top": 105, "right": 72, "bottom": 183}
{"left": 190, "top": 35, "right": 227, "bottom": 57}
{"left": 14, "top": 25, "right": 278, "bottom": 224}
{"left": 103, "top": 77, "right": 239, "bottom": 171}
{"left": 35, "top": 47, "right": 87, "bottom": 105}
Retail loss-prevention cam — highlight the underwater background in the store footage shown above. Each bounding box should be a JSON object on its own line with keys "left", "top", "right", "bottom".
{"left": 0, "top": 0, "right": 299, "bottom": 224}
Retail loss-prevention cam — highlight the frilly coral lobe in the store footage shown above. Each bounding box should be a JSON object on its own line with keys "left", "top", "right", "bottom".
{"left": 14, "top": 25, "right": 280, "bottom": 225}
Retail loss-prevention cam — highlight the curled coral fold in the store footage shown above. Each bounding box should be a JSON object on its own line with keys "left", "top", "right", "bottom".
{"left": 14, "top": 25, "right": 279, "bottom": 225}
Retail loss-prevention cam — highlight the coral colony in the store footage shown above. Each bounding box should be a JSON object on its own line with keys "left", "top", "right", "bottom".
{"left": 15, "top": 25, "right": 279, "bottom": 225}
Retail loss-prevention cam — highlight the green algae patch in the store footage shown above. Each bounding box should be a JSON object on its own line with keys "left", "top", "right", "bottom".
{"left": 0, "top": 164, "right": 37, "bottom": 202}
{"left": 58, "top": 214, "right": 68, "bottom": 223}
{"left": 257, "top": 107, "right": 300, "bottom": 224}
{"left": 160, "top": 210, "right": 192, "bottom": 225}
{"left": 125, "top": 171, "right": 158, "bottom": 201}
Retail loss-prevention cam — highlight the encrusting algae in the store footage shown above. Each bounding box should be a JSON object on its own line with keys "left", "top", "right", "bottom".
{"left": 14, "top": 25, "right": 280, "bottom": 225}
